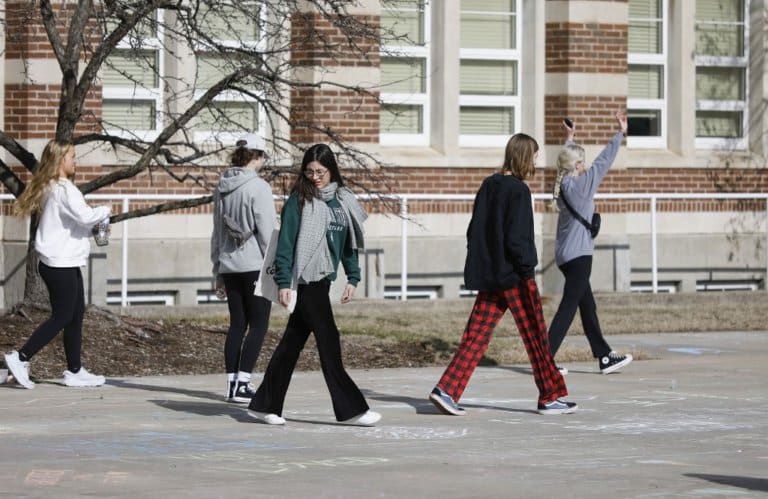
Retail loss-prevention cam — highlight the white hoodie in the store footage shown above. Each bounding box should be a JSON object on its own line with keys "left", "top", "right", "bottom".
{"left": 35, "top": 178, "right": 111, "bottom": 268}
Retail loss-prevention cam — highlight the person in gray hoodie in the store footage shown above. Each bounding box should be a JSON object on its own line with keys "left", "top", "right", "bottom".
{"left": 548, "top": 111, "right": 633, "bottom": 375}
{"left": 211, "top": 133, "right": 277, "bottom": 402}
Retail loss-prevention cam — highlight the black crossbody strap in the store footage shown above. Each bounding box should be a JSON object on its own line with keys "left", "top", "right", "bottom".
{"left": 560, "top": 190, "right": 595, "bottom": 232}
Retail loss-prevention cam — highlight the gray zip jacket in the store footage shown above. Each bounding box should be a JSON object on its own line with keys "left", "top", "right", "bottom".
{"left": 210, "top": 167, "right": 277, "bottom": 276}
{"left": 555, "top": 131, "right": 623, "bottom": 266}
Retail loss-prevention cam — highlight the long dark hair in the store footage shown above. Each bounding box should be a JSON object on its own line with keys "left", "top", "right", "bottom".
{"left": 292, "top": 143, "right": 344, "bottom": 206}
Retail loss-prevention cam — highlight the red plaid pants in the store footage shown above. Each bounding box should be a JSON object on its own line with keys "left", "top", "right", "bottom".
{"left": 436, "top": 278, "right": 567, "bottom": 405}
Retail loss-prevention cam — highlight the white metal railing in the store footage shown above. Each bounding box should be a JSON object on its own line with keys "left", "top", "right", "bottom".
{"left": 2, "top": 192, "right": 767, "bottom": 303}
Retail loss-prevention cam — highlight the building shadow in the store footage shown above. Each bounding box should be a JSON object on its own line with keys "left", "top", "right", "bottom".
{"left": 684, "top": 474, "right": 768, "bottom": 493}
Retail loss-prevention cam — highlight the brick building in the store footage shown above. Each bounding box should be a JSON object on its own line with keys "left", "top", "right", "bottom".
{"left": 1, "top": 0, "right": 767, "bottom": 308}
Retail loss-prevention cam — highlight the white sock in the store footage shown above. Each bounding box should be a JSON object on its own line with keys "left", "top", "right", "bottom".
{"left": 237, "top": 371, "right": 251, "bottom": 383}
{"left": 227, "top": 373, "right": 236, "bottom": 382}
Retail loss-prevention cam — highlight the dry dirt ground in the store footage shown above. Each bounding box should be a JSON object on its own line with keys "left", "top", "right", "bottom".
{"left": 1, "top": 291, "right": 765, "bottom": 380}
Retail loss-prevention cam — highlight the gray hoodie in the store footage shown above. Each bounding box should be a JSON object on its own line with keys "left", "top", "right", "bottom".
{"left": 210, "top": 167, "right": 277, "bottom": 276}
{"left": 554, "top": 131, "right": 623, "bottom": 266}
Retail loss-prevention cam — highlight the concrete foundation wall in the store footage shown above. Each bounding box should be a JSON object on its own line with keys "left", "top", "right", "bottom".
{"left": 1, "top": 212, "right": 765, "bottom": 308}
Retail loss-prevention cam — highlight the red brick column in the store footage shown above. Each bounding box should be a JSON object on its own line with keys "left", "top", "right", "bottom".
{"left": 289, "top": 10, "right": 380, "bottom": 144}
{"left": 544, "top": 8, "right": 628, "bottom": 145}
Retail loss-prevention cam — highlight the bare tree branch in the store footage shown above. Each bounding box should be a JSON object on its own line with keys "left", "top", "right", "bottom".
{"left": 109, "top": 195, "right": 213, "bottom": 223}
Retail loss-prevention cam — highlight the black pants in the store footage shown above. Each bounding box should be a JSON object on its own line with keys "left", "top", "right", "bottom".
{"left": 19, "top": 263, "right": 85, "bottom": 372}
{"left": 249, "top": 280, "right": 369, "bottom": 421}
{"left": 548, "top": 255, "right": 611, "bottom": 359}
{"left": 222, "top": 271, "right": 272, "bottom": 374}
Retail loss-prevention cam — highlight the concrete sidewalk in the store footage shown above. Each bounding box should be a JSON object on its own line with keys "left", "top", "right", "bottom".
{"left": 1, "top": 331, "right": 767, "bottom": 498}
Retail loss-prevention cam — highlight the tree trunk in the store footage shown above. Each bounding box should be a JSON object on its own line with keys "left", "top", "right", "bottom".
{"left": 21, "top": 216, "right": 50, "bottom": 310}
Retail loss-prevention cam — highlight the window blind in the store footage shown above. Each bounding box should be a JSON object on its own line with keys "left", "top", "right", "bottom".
{"left": 696, "top": 110, "right": 742, "bottom": 137}
{"left": 381, "top": 1, "right": 425, "bottom": 46}
{"left": 460, "top": 60, "right": 516, "bottom": 95}
{"left": 102, "top": 100, "right": 156, "bottom": 130}
{"left": 696, "top": 66, "right": 744, "bottom": 100}
{"left": 381, "top": 57, "right": 426, "bottom": 93}
{"left": 629, "top": 65, "right": 663, "bottom": 99}
{"left": 460, "top": 107, "right": 513, "bottom": 135}
{"left": 380, "top": 104, "right": 423, "bottom": 134}
{"left": 103, "top": 50, "right": 158, "bottom": 88}
{"left": 192, "top": 102, "right": 259, "bottom": 131}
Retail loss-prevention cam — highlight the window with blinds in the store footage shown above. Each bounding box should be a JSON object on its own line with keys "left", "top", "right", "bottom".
{"left": 102, "top": 11, "right": 163, "bottom": 134}
{"left": 459, "top": 0, "right": 520, "bottom": 146}
{"left": 193, "top": 3, "right": 264, "bottom": 139}
{"left": 694, "top": 0, "right": 748, "bottom": 144}
{"left": 627, "top": 0, "right": 666, "bottom": 146}
{"left": 380, "top": 0, "right": 429, "bottom": 144}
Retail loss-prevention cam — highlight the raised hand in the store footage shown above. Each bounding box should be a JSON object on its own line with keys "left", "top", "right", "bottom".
{"left": 616, "top": 110, "right": 628, "bottom": 136}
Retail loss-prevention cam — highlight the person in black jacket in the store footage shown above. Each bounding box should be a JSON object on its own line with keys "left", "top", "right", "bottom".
{"left": 428, "top": 133, "right": 578, "bottom": 416}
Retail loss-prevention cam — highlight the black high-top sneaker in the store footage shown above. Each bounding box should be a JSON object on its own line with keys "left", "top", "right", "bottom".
{"left": 232, "top": 380, "right": 257, "bottom": 403}
{"left": 599, "top": 352, "right": 633, "bottom": 374}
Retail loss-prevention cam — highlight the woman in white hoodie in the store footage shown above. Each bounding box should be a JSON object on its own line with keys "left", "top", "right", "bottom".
{"left": 4, "top": 140, "right": 111, "bottom": 389}
{"left": 210, "top": 134, "right": 277, "bottom": 403}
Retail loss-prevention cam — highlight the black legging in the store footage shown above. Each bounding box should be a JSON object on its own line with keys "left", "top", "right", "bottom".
{"left": 249, "top": 280, "right": 369, "bottom": 421}
{"left": 548, "top": 255, "right": 611, "bottom": 359}
{"left": 19, "top": 262, "right": 85, "bottom": 372}
{"left": 222, "top": 271, "right": 272, "bottom": 373}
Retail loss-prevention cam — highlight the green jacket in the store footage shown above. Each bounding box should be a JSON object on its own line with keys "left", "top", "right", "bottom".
{"left": 274, "top": 193, "right": 361, "bottom": 289}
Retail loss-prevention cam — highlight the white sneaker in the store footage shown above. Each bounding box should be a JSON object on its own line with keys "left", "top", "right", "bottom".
{"left": 247, "top": 410, "right": 286, "bottom": 425}
{"left": 4, "top": 351, "right": 34, "bottom": 389}
{"left": 63, "top": 367, "right": 105, "bottom": 387}
{"left": 343, "top": 410, "right": 381, "bottom": 427}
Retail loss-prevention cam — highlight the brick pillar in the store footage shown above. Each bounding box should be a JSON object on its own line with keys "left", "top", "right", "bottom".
{"left": 544, "top": 1, "right": 628, "bottom": 145}
{"left": 289, "top": 3, "right": 381, "bottom": 147}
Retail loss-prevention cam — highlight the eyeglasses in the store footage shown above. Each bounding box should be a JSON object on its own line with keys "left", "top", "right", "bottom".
{"left": 304, "top": 168, "right": 328, "bottom": 179}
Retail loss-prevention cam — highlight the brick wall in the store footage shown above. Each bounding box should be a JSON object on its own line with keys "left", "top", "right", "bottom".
{"left": 545, "top": 23, "right": 627, "bottom": 74}
{"left": 545, "top": 8, "right": 628, "bottom": 145}
{"left": 290, "top": 11, "right": 380, "bottom": 144}
{"left": 544, "top": 95, "right": 627, "bottom": 144}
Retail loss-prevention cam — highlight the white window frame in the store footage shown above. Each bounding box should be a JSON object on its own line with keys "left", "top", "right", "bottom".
{"left": 694, "top": 1, "right": 749, "bottom": 150}
{"left": 627, "top": 0, "right": 668, "bottom": 149}
{"left": 380, "top": 1, "right": 431, "bottom": 147}
{"left": 458, "top": 5, "right": 522, "bottom": 148}
{"left": 192, "top": 6, "right": 266, "bottom": 145}
{"left": 102, "top": 10, "right": 164, "bottom": 140}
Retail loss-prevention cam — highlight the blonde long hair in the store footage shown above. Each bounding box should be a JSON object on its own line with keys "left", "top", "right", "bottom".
{"left": 501, "top": 133, "right": 539, "bottom": 180}
{"left": 14, "top": 140, "right": 73, "bottom": 216}
{"left": 549, "top": 143, "right": 585, "bottom": 211}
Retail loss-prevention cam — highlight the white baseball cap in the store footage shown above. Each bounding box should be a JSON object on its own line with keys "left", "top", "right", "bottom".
{"left": 236, "top": 133, "right": 268, "bottom": 158}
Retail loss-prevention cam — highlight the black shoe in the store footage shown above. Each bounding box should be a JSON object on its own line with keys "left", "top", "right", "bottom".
{"left": 231, "top": 380, "right": 257, "bottom": 403}
{"left": 599, "top": 352, "right": 633, "bottom": 374}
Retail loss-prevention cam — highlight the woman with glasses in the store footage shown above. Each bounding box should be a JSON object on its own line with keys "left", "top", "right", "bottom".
{"left": 247, "top": 143, "right": 381, "bottom": 426}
